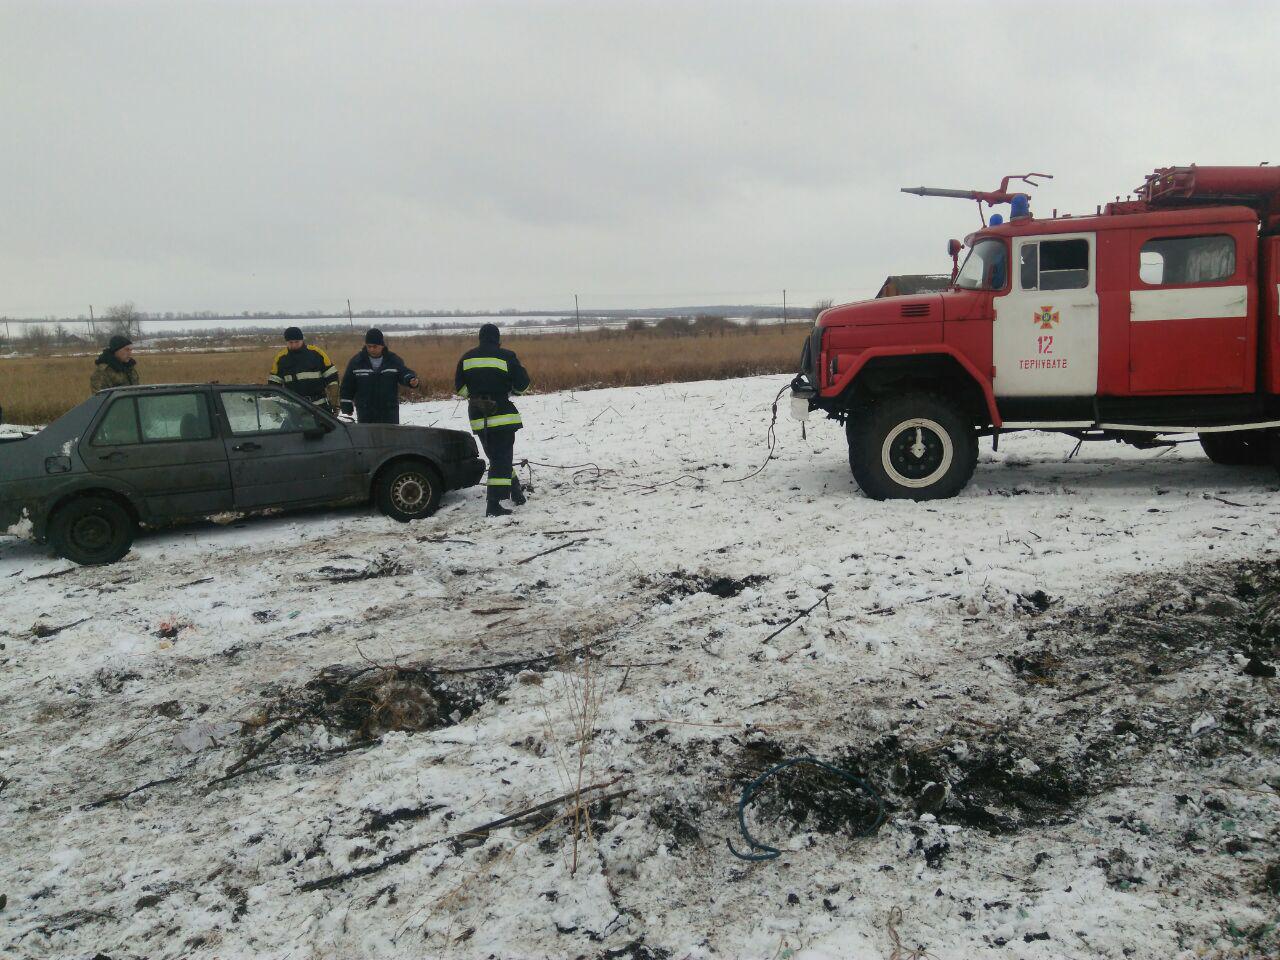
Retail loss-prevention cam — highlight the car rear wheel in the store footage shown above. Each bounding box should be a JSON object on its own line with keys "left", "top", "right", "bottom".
{"left": 1199, "top": 431, "right": 1270, "bottom": 466}
{"left": 49, "top": 495, "right": 135, "bottom": 565}
{"left": 847, "top": 393, "right": 978, "bottom": 500}
{"left": 375, "top": 460, "right": 443, "bottom": 522}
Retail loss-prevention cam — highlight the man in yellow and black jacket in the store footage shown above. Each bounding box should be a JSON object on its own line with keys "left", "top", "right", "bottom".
{"left": 268, "top": 326, "right": 340, "bottom": 411}
{"left": 455, "top": 323, "right": 530, "bottom": 517}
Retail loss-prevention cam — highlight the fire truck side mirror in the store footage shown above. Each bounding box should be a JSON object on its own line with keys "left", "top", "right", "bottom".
{"left": 947, "top": 239, "right": 963, "bottom": 258}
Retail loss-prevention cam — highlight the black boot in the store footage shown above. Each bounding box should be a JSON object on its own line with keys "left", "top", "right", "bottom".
{"left": 511, "top": 475, "right": 527, "bottom": 506}
{"left": 486, "top": 500, "right": 512, "bottom": 517}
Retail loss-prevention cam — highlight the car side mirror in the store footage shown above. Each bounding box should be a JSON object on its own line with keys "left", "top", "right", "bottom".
{"left": 303, "top": 424, "right": 329, "bottom": 440}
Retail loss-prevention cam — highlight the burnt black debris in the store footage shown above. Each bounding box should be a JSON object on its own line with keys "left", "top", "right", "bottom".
{"left": 1244, "top": 656, "right": 1277, "bottom": 678}
{"left": 1016, "top": 590, "right": 1054, "bottom": 614}
{"left": 648, "top": 799, "right": 702, "bottom": 848}
{"left": 304, "top": 665, "right": 502, "bottom": 738}
{"left": 649, "top": 571, "right": 767, "bottom": 604}
{"left": 317, "top": 553, "right": 411, "bottom": 583}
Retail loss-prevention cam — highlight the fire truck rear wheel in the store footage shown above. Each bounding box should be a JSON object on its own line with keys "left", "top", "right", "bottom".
{"left": 847, "top": 393, "right": 978, "bottom": 500}
{"left": 1198, "top": 431, "right": 1271, "bottom": 466}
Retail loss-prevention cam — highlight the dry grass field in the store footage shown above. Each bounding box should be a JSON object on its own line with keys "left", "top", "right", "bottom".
{"left": 0, "top": 325, "right": 805, "bottom": 426}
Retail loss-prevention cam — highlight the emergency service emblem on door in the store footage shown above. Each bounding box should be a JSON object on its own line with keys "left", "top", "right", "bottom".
{"left": 1034, "top": 306, "right": 1060, "bottom": 329}
{"left": 993, "top": 232, "right": 1099, "bottom": 398}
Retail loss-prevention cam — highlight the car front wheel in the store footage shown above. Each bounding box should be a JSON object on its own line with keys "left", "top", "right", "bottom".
{"left": 375, "top": 460, "right": 443, "bottom": 522}
{"left": 847, "top": 394, "right": 978, "bottom": 500}
{"left": 48, "top": 495, "right": 135, "bottom": 565}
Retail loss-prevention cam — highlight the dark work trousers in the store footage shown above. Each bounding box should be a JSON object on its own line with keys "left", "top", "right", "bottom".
{"left": 479, "top": 428, "right": 518, "bottom": 503}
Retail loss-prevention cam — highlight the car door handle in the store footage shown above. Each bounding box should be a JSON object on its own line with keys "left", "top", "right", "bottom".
{"left": 97, "top": 451, "right": 127, "bottom": 462}
{"left": 233, "top": 441, "right": 263, "bottom": 452}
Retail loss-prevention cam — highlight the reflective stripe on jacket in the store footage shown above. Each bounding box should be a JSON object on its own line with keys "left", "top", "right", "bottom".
{"left": 340, "top": 348, "right": 418, "bottom": 424}
{"left": 268, "top": 344, "right": 339, "bottom": 402}
{"left": 454, "top": 345, "right": 530, "bottom": 434}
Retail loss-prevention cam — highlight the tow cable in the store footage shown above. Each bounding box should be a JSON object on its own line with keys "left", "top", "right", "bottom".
{"left": 722, "top": 379, "right": 803, "bottom": 484}
{"left": 728, "top": 756, "right": 885, "bottom": 862}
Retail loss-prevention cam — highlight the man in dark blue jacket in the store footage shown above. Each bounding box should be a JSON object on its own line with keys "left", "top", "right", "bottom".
{"left": 455, "top": 323, "right": 530, "bottom": 516}
{"left": 340, "top": 329, "right": 420, "bottom": 424}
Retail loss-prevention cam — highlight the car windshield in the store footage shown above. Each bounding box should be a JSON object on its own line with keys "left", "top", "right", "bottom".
{"left": 954, "top": 238, "right": 1008, "bottom": 291}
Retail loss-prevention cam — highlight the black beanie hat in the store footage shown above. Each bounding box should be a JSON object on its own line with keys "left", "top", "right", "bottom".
{"left": 284, "top": 326, "right": 304, "bottom": 342}
{"left": 364, "top": 328, "right": 385, "bottom": 346}
{"left": 106, "top": 334, "right": 133, "bottom": 353}
{"left": 478, "top": 323, "right": 500, "bottom": 345}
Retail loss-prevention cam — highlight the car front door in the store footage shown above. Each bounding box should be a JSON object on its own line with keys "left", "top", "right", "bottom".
{"left": 993, "top": 232, "right": 1100, "bottom": 398}
{"left": 215, "top": 388, "right": 361, "bottom": 509}
{"left": 84, "top": 389, "right": 234, "bottom": 518}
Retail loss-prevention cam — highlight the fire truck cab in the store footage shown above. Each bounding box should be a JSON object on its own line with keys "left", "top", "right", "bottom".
{"left": 794, "top": 165, "right": 1280, "bottom": 499}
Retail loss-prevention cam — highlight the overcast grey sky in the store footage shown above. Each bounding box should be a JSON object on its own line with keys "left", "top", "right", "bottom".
{"left": 1, "top": 0, "right": 1275, "bottom": 317}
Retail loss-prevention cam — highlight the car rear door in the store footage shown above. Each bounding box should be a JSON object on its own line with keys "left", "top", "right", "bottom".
{"left": 84, "top": 389, "right": 234, "bottom": 518}
{"left": 215, "top": 388, "right": 362, "bottom": 509}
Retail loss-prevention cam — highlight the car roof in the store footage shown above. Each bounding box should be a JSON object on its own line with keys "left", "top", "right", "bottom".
{"left": 95, "top": 383, "right": 283, "bottom": 395}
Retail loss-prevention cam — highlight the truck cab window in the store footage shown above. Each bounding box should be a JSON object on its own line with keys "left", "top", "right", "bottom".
{"left": 955, "top": 239, "right": 1008, "bottom": 291}
{"left": 1020, "top": 238, "right": 1089, "bottom": 291}
{"left": 1139, "top": 234, "right": 1235, "bottom": 285}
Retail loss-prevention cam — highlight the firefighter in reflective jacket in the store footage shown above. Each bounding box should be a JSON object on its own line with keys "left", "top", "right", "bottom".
{"left": 268, "top": 326, "right": 340, "bottom": 411}
{"left": 455, "top": 323, "right": 530, "bottom": 517}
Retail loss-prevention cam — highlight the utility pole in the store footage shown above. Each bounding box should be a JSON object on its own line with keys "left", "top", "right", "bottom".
{"left": 575, "top": 293, "right": 581, "bottom": 334}
{"left": 347, "top": 298, "right": 354, "bottom": 333}
{"left": 89, "top": 304, "right": 95, "bottom": 339}
{"left": 782, "top": 289, "right": 787, "bottom": 331}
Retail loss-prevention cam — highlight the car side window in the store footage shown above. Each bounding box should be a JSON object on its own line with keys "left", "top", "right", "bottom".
{"left": 137, "top": 393, "right": 214, "bottom": 442}
{"left": 221, "top": 390, "right": 322, "bottom": 435}
{"left": 92, "top": 398, "right": 141, "bottom": 446}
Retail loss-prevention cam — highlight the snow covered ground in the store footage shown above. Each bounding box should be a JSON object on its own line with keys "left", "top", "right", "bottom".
{"left": 2, "top": 375, "right": 1278, "bottom": 959}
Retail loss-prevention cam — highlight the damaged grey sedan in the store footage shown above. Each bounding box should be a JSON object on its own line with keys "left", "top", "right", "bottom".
{"left": 0, "top": 384, "right": 485, "bottom": 565}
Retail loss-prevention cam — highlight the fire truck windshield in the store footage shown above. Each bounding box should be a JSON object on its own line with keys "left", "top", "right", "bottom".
{"left": 954, "top": 238, "right": 1008, "bottom": 291}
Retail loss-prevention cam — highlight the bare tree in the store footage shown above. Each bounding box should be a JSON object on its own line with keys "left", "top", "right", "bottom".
{"left": 104, "top": 302, "right": 143, "bottom": 341}
{"left": 812, "top": 298, "right": 834, "bottom": 320}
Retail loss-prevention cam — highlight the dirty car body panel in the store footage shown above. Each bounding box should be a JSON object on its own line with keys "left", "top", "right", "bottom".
{"left": 0, "top": 384, "right": 485, "bottom": 544}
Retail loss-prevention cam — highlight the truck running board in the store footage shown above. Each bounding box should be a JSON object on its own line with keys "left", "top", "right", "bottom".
{"left": 1000, "top": 419, "right": 1280, "bottom": 435}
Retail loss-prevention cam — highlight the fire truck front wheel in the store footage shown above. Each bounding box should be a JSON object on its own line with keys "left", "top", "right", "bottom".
{"left": 847, "top": 393, "right": 978, "bottom": 500}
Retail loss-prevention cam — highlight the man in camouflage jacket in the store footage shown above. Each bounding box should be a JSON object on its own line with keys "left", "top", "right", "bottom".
{"left": 90, "top": 335, "right": 141, "bottom": 392}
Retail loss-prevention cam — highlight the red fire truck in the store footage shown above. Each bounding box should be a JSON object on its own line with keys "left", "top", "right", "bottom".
{"left": 792, "top": 165, "right": 1280, "bottom": 499}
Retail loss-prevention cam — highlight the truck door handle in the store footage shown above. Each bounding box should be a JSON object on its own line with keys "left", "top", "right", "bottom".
{"left": 97, "top": 451, "right": 127, "bottom": 462}
{"left": 233, "top": 441, "right": 262, "bottom": 452}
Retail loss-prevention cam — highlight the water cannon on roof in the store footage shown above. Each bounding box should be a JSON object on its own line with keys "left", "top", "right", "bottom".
{"left": 901, "top": 172, "right": 1053, "bottom": 226}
